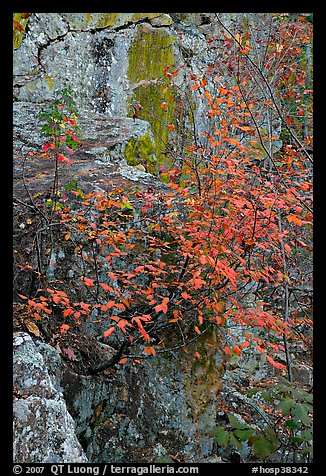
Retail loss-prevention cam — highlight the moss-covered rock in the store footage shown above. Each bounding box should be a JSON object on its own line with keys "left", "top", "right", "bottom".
{"left": 127, "top": 24, "right": 176, "bottom": 166}
{"left": 124, "top": 130, "right": 158, "bottom": 174}
{"left": 62, "top": 13, "right": 172, "bottom": 31}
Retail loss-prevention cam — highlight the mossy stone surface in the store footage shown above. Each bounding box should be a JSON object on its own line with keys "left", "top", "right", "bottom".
{"left": 124, "top": 131, "right": 158, "bottom": 174}
{"left": 127, "top": 25, "right": 176, "bottom": 166}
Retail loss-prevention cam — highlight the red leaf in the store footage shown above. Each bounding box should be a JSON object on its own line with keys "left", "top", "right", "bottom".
{"left": 154, "top": 297, "right": 169, "bottom": 314}
{"left": 58, "top": 154, "right": 71, "bottom": 165}
{"left": 83, "top": 277, "right": 94, "bottom": 287}
{"left": 104, "top": 327, "right": 115, "bottom": 338}
{"left": 266, "top": 355, "right": 287, "bottom": 370}
{"left": 101, "top": 301, "right": 116, "bottom": 312}
{"left": 63, "top": 308, "right": 74, "bottom": 317}
{"left": 41, "top": 142, "right": 55, "bottom": 152}
{"left": 181, "top": 291, "right": 192, "bottom": 300}
{"left": 233, "top": 344, "right": 242, "bottom": 356}
{"left": 119, "top": 357, "right": 128, "bottom": 364}
{"left": 144, "top": 346, "right": 156, "bottom": 356}
{"left": 60, "top": 324, "right": 70, "bottom": 334}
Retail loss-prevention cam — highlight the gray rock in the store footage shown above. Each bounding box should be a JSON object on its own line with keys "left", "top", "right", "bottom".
{"left": 13, "top": 333, "right": 88, "bottom": 463}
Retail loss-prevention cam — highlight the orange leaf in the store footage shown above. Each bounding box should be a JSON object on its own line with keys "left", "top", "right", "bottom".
{"left": 266, "top": 355, "right": 287, "bottom": 370}
{"left": 168, "top": 124, "right": 175, "bottom": 131}
{"left": 117, "top": 319, "right": 129, "bottom": 333}
{"left": 284, "top": 243, "right": 291, "bottom": 253}
{"left": 17, "top": 293, "right": 28, "bottom": 300}
{"left": 215, "top": 315, "right": 222, "bottom": 324}
{"left": 240, "top": 341, "right": 250, "bottom": 349}
{"left": 63, "top": 308, "right": 74, "bottom": 317}
{"left": 181, "top": 291, "right": 192, "bottom": 300}
{"left": 13, "top": 19, "right": 24, "bottom": 31}
{"left": 104, "top": 327, "right": 115, "bottom": 338}
{"left": 190, "top": 82, "right": 199, "bottom": 91}
{"left": 99, "top": 282, "right": 115, "bottom": 292}
{"left": 144, "top": 346, "right": 156, "bottom": 356}
{"left": 83, "top": 277, "right": 94, "bottom": 287}
{"left": 101, "top": 301, "right": 116, "bottom": 312}
{"left": 287, "top": 214, "right": 303, "bottom": 226}
{"left": 160, "top": 102, "right": 168, "bottom": 109}
{"left": 194, "top": 326, "right": 201, "bottom": 335}
{"left": 60, "top": 324, "right": 70, "bottom": 334}
{"left": 194, "top": 351, "right": 201, "bottom": 360}
{"left": 233, "top": 344, "right": 242, "bottom": 356}
{"left": 119, "top": 358, "right": 128, "bottom": 364}
{"left": 154, "top": 297, "right": 169, "bottom": 314}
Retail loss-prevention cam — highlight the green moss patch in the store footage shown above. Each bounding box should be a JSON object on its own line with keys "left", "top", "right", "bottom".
{"left": 127, "top": 26, "right": 176, "bottom": 167}
{"left": 124, "top": 131, "right": 158, "bottom": 175}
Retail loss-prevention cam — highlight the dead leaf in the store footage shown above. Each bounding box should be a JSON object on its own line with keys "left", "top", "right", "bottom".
{"left": 25, "top": 319, "right": 40, "bottom": 337}
{"left": 94, "top": 401, "right": 103, "bottom": 418}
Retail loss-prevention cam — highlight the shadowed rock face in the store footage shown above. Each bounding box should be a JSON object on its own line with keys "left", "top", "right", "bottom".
{"left": 13, "top": 333, "right": 88, "bottom": 463}
{"left": 13, "top": 332, "right": 224, "bottom": 463}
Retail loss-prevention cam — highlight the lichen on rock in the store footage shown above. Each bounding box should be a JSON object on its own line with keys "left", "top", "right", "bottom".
{"left": 13, "top": 333, "right": 88, "bottom": 463}
{"left": 124, "top": 130, "right": 157, "bottom": 174}
{"left": 127, "top": 24, "right": 176, "bottom": 166}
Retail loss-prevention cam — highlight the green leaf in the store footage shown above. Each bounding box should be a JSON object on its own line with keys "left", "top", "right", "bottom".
{"left": 286, "top": 419, "right": 302, "bottom": 430}
{"left": 209, "top": 427, "right": 230, "bottom": 447}
{"left": 234, "top": 428, "right": 256, "bottom": 441}
{"left": 302, "top": 446, "right": 313, "bottom": 457}
{"left": 276, "top": 397, "right": 296, "bottom": 416}
{"left": 264, "top": 428, "right": 280, "bottom": 448}
{"left": 228, "top": 414, "right": 247, "bottom": 430}
{"left": 64, "top": 179, "right": 80, "bottom": 191}
{"left": 246, "top": 387, "right": 260, "bottom": 397}
{"left": 229, "top": 432, "right": 242, "bottom": 450}
{"left": 290, "top": 387, "right": 313, "bottom": 403}
{"left": 253, "top": 437, "right": 276, "bottom": 459}
{"left": 120, "top": 200, "right": 134, "bottom": 211}
{"left": 291, "top": 403, "right": 311, "bottom": 425}
{"left": 290, "top": 436, "right": 305, "bottom": 443}
{"left": 261, "top": 391, "right": 273, "bottom": 402}
{"left": 300, "top": 430, "right": 313, "bottom": 442}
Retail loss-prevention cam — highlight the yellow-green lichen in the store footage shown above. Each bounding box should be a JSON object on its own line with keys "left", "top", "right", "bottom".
{"left": 183, "top": 328, "right": 224, "bottom": 428}
{"left": 127, "top": 26, "right": 176, "bottom": 167}
{"left": 28, "top": 82, "right": 35, "bottom": 93}
{"left": 44, "top": 76, "right": 54, "bottom": 91}
{"left": 84, "top": 13, "right": 93, "bottom": 27}
{"left": 94, "top": 13, "right": 119, "bottom": 29}
{"left": 124, "top": 131, "right": 158, "bottom": 175}
{"left": 13, "top": 13, "right": 30, "bottom": 49}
